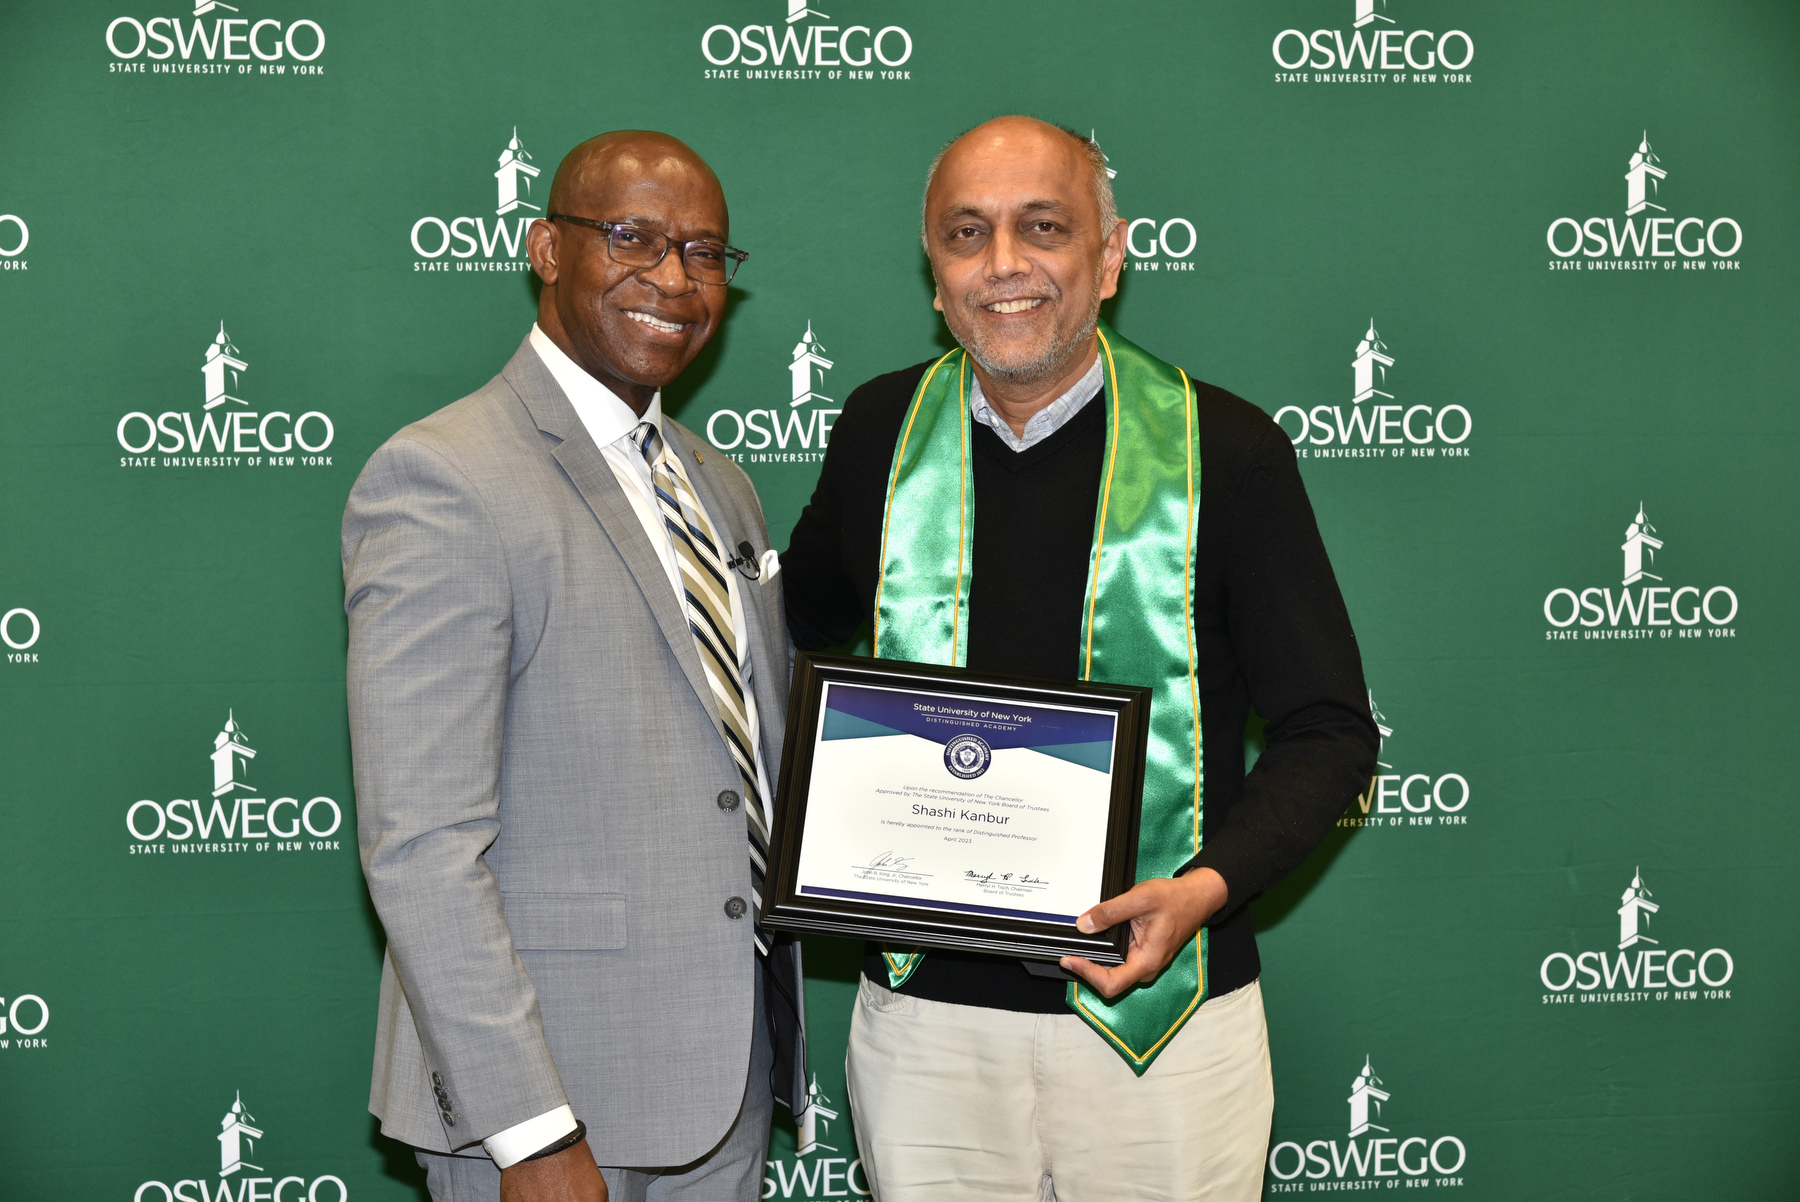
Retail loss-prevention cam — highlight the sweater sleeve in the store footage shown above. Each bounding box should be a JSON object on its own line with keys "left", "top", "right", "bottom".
{"left": 782, "top": 387, "right": 874, "bottom": 652}
{"left": 1180, "top": 424, "right": 1379, "bottom": 920}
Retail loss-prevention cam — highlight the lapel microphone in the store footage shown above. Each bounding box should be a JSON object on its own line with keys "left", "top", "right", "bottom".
{"left": 727, "top": 540, "right": 762, "bottom": 579}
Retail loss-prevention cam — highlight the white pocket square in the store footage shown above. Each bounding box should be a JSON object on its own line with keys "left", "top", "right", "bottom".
{"left": 760, "top": 549, "right": 781, "bottom": 579}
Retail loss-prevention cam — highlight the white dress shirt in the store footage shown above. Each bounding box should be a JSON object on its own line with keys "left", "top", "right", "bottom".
{"left": 482, "top": 326, "right": 773, "bottom": 1168}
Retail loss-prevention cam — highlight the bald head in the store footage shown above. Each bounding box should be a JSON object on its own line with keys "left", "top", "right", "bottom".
{"left": 923, "top": 117, "right": 1116, "bottom": 240}
{"left": 527, "top": 130, "right": 733, "bottom": 416}
{"left": 548, "top": 130, "right": 726, "bottom": 235}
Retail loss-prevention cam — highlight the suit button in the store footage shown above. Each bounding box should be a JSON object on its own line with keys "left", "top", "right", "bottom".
{"left": 432, "top": 1072, "right": 445, "bottom": 1087}
{"left": 717, "top": 789, "right": 740, "bottom": 812}
{"left": 724, "top": 896, "right": 747, "bottom": 919}
{"left": 441, "top": 1111, "right": 456, "bottom": 1127}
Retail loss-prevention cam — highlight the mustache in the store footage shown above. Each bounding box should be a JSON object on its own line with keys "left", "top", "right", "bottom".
{"left": 965, "top": 280, "right": 1062, "bottom": 309}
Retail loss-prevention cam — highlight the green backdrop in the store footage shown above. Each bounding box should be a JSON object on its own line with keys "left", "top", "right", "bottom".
{"left": 3, "top": 1, "right": 1796, "bottom": 1198}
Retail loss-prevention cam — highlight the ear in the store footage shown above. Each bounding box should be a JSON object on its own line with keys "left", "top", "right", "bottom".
{"left": 924, "top": 235, "right": 946, "bottom": 313}
{"left": 527, "top": 218, "right": 559, "bottom": 286}
{"left": 1098, "top": 220, "right": 1127, "bottom": 302}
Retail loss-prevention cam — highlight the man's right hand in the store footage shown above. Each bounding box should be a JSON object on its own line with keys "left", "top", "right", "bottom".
{"left": 499, "top": 1139, "right": 609, "bottom": 1202}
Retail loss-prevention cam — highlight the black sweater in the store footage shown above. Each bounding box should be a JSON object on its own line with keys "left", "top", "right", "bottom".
{"left": 782, "top": 358, "right": 1379, "bottom": 1011}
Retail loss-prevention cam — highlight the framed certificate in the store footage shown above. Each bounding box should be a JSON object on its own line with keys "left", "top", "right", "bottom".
{"left": 764, "top": 652, "right": 1151, "bottom": 965}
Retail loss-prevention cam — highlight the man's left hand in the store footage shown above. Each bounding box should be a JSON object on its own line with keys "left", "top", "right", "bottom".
{"left": 1060, "top": 868, "right": 1229, "bottom": 998}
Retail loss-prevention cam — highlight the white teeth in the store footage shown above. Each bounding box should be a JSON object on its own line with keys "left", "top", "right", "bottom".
{"left": 626, "top": 311, "right": 683, "bottom": 333}
{"left": 985, "top": 298, "right": 1043, "bottom": 314}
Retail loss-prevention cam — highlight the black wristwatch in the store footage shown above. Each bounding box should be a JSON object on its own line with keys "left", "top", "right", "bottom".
{"left": 521, "top": 1119, "right": 587, "bottom": 1162}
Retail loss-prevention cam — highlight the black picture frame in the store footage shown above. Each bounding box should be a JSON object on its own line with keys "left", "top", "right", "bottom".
{"left": 764, "top": 651, "right": 1151, "bottom": 965}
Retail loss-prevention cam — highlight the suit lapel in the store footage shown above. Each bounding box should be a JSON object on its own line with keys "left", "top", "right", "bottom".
{"left": 504, "top": 340, "right": 723, "bottom": 733}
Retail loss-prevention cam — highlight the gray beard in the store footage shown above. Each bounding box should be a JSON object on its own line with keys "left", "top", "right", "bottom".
{"left": 957, "top": 269, "right": 1105, "bottom": 388}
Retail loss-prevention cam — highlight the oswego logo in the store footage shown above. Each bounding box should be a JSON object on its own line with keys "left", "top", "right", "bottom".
{"left": 1546, "top": 133, "right": 1742, "bottom": 272}
{"left": 943, "top": 733, "right": 993, "bottom": 781}
{"left": 701, "top": 1, "right": 915, "bottom": 83}
{"left": 706, "top": 321, "right": 842, "bottom": 467}
{"left": 1340, "top": 691, "right": 1471, "bottom": 831}
{"left": 764, "top": 1074, "right": 871, "bottom": 1198}
{"left": 1542, "top": 505, "right": 1739, "bottom": 642}
{"left": 1272, "top": 1, "right": 1473, "bottom": 86}
{"left": 116, "top": 323, "right": 336, "bottom": 470}
{"left": 105, "top": 5, "right": 327, "bottom": 77}
{"left": 0, "top": 213, "right": 27, "bottom": 271}
{"left": 4, "top": 606, "right": 41, "bottom": 664}
{"left": 0, "top": 991, "right": 50, "bottom": 1050}
{"left": 133, "top": 1091, "right": 347, "bottom": 1202}
{"left": 1104, "top": 136, "right": 1198, "bottom": 278}
{"left": 1274, "top": 321, "right": 1472, "bottom": 460}
{"left": 411, "top": 128, "right": 541, "bottom": 273}
{"left": 1267, "top": 1057, "right": 1468, "bottom": 1191}
{"left": 125, "top": 710, "right": 345, "bottom": 856}
{"left": 1539, "top": 870, "right": 1735, "bottom": 1006}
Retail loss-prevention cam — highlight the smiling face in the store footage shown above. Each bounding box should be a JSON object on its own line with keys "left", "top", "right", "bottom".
{"left": 923, "top": 118, "right": 1124, "bottom": 388}
{"left": 528, "top": 132, "right": 730, "bottom": 410}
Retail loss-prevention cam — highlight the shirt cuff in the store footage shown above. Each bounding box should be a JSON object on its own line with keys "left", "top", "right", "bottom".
{"left": 483, "top": 1104, "right": 578, "bottom": 1170}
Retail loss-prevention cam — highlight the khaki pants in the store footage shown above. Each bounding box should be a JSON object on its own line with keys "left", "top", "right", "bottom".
{"left": 845, "top": 975, "right": 1272, "bottom": 1202}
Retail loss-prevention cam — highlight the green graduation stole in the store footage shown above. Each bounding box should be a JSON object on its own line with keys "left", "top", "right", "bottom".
{"left": 872, "top": 322, "right": 1206, "bottom": 1075}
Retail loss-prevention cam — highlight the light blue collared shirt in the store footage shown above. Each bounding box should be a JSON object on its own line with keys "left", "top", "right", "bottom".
{"left": 967, "top": 353, "right": 1105, "bottom": 452}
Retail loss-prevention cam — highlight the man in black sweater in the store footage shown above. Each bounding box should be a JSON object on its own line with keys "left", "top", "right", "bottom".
{"left": 781, "top": 117, "right": 1376, "bottom": 1201}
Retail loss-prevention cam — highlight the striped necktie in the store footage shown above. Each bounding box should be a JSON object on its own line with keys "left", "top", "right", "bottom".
{"left": 633, "top": 421, "right": 771, "bottom": 955}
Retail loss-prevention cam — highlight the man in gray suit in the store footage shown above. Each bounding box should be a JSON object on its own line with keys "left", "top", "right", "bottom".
{"left": 343, "top": 131, "right": 805, "bottom": 1202}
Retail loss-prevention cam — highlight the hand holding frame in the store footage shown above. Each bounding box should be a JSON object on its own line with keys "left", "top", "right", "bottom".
{"left": 1059, "top": 867, "right": 1229, "bottom": 998}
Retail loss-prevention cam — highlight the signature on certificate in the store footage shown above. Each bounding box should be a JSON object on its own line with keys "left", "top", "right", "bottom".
{"left": 964, "top": 870, "right": 1050, "bottom": 888}
{"left": 855, "top": 850, "right": 926, "bottom": 876}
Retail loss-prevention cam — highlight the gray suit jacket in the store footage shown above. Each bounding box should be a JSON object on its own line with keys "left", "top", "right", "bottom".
{"left": 343, "top": 336, "right": 805, "bottom": 1164}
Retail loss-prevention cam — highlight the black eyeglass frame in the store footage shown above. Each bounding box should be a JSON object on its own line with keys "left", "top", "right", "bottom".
{"left": 547, "top": 213, "right": 749, "bottom": 284}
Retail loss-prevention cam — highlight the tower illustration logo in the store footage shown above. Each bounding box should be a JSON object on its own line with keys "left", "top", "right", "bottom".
{"left": 1351, "top": 321, "right": 1392, "bottom": 405}
{"left": 786, "top": 0, "right": 829, "bottom": 23}
{"left": 1621, "top": 505, "right": 1662, "bottom": 586}
{"left": 1088, "top": 130, "right": 1116, "bottom": 179}
{"left": 211, "top": 711, "right": 256, "bottom": 798}
{"left": 795, "top": 1074, "right": 840, "bottom": 1156}
{"left": 1618, "top": 869, "right": 1659, "bottom": 950}
{"left": 218, "top": 1092, "right": 263, "bottom": 1177}
{"left": 1354, "top": 0, "right": 1392, "bottom": 29}
{"left": 789, "top": 322, "right": 834, "bottom": 407}
{"left": 1347, "top": 1057, "right": 1390, "bottom": 1138}
{"left": 202, "top": 324, "right": 248, "bottom": 411}
{"left": 495, "top": 128, "right": 540, "bottom": 217}
{"left": 1624, "top": 134, "right": 1665, "bottom": 216}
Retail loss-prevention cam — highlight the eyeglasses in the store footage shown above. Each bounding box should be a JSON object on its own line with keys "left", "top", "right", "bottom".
{"left": 547, "top": 214, "right": 748, "bottom": 285}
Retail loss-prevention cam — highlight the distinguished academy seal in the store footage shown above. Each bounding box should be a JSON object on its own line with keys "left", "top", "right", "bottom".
{"left": 943, "top": 732, "right": 992, "bottom": 780}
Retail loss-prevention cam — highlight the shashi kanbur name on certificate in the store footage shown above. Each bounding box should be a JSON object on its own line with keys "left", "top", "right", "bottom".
{"left": 793, "top": 681, "right": 1118, "bottom": 924}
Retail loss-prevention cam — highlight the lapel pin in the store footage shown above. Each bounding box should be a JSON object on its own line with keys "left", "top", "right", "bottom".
{"left": 693, "top": 448, "right": 705, "bottom": 464}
